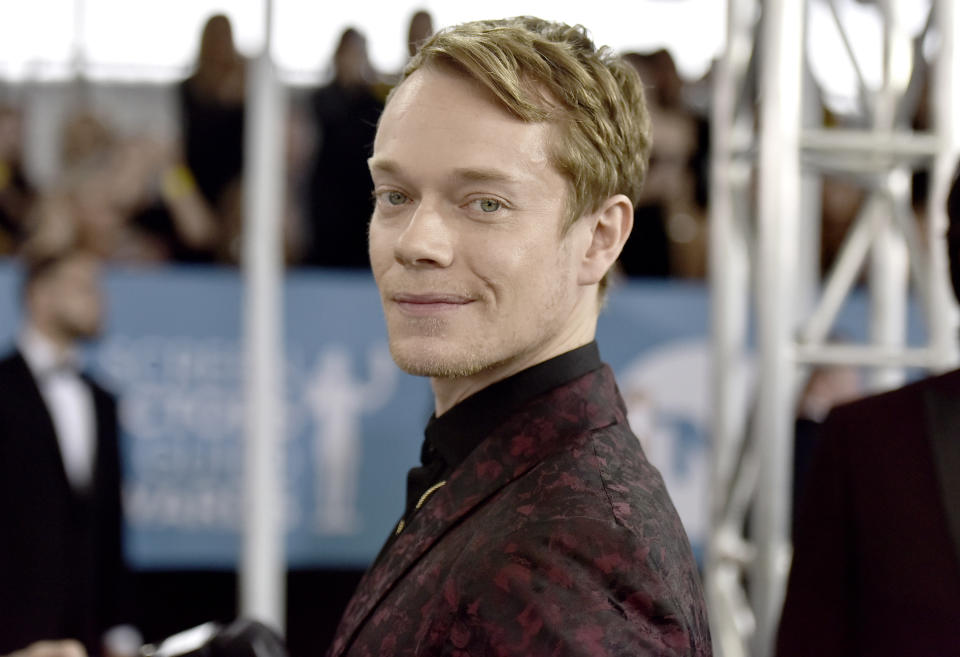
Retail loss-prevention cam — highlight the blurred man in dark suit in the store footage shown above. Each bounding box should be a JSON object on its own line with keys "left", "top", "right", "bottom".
{"left": 776, "top": 167, "right": 960, "bottom": 656}
{"left": 0, "top": 247, "right": 133, "bottom": 657}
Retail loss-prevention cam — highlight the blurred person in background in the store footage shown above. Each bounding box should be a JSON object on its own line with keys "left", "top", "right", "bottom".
{"left": 820, "top": 174, "right": 866, "bottom": 276}
{"left": 620, "top": 50, "right": 707, "bottom": 279}
{"left": 106, "top": 136, "right": 220, "bottom": 263}
{"left": 406, "top": 9, "right": 434, "bottom": 59}
{"left": 179, "top": 14, "right": 246, "bottom": 258}
{"left": 776, "top": 164, "right": 960, "bottom": 656}
{"left": 304, "top": 27, "right": 385, "bottom": 268}
{"left": 791, "top": 362, "right": 863, "bottom": 535}
{"left": 381, "top": 11, "right": 434, "bottom": 86}
{"left": 0, "top": 105, "right": 36, "bottom": 254}
{"left": 0, "top": 241, "right": 138, "bottom": 657}
{"left": 49, "top": 112, "right": 220, "bottom": 263}
{"left": 60, "top": 112, "right": 113, "bottom": 172}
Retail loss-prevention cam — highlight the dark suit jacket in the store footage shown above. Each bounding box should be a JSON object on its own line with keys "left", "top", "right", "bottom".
{"left": 328, "top": 365, "right": 711, "bottom": 657}
{"left": 0, "top": 349, "right": 129, "bottom": 655}
{"left": 776, "top": 369, "right": 960, "bottom": 656}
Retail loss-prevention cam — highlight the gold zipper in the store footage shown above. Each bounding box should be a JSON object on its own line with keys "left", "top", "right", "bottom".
{"left": 395, "top": 480, "right": 448, "bottom": 536}
{"left": 416, "top": 480, "right": 447, "bottom": 509}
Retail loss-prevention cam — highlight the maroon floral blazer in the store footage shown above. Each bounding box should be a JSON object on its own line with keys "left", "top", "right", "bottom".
{"left": 327, "top": 365, "right": 712, "bottom": 657}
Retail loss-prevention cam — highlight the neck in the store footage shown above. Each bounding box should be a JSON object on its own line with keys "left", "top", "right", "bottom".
{"left": 28, "top": 320, "right": 74, "bottom": 356}
{"left": 430, "top": 322, "right": 595, "bottom": 417}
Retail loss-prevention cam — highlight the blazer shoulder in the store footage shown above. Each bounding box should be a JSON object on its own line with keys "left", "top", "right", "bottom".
{"left": 0, "top": 348, "right": 26, "bottom": 373}
{"left": 585, "top": 419, "right": 701, "bottom": 568}
{"left": 825, "top": 369, "right": 959, "bottom": 424}
{"left": 528, "top": 417, "right": 703, "bottom": 594}
{"left": 0, "top": 349, "right": 36, "bottom": 392}
{"left": 816, "top": 368, "right": 960, "bottom": 459}
{"left": 84, "top": 373, "right": 118, "bottom": 404}
{"left": 923, "top": 366, "right": 960, "bottom": 395}
{"left": 445, "top": 435, "right": 711, "bottom": 655}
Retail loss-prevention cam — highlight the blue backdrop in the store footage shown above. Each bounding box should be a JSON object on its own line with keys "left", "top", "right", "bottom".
{"left": 0, "top": 262, "right": 926, "bottom": 569}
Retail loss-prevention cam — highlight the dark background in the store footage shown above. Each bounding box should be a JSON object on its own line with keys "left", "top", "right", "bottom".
{"left": 133, "top": 568, "right": 365, "bottom": 657}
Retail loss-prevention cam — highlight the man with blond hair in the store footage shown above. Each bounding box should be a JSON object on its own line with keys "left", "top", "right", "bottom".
{"left": 327, "top": 16, "right": 710, "bottom": 656}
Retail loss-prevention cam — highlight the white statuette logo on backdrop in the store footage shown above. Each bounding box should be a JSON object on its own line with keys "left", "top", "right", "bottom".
{"left": 305, "top": 343, "right": 397, "bottom": 535}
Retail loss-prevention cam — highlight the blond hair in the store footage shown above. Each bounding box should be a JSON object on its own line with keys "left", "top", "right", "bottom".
{"left": 397, "top": 16, "right": 651, "bottom": 293}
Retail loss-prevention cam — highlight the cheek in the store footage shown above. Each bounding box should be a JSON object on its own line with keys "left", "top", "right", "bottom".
{"left": 474, "top": 239, "right": 564, "bottom": 304}
{"left": 367, "top": 224, "right": 391, "bottom": 269}
{"left": 69, "top": 292, "right": 98, "bottom": 316}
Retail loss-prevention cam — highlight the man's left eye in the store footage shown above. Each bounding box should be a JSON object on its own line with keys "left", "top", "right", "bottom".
{"left": 386, "top": 191, "right": 408, "bottom": 205}
{"left": 476, "top": 199, "right": 501, "bottom": 213}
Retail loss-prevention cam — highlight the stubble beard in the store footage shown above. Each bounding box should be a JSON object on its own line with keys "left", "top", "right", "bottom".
{"left": 57, "top": 314, "right": 102, "bottom": 344}
{"left": 385, "top": 290, "right": 572, "bottom": 382}
{"left": 381, "top": 249, "right": 580, "bottom": 381}
{"left": 390, "top": 349, "right": 489, "bottom": 379}
{"left": 386, "top": 319, "right": 492, "bottom": 379}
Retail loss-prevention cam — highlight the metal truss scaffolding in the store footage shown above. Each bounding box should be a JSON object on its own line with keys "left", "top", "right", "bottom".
{"left": 706, "top": 1, "right": 960, "bottom": 656}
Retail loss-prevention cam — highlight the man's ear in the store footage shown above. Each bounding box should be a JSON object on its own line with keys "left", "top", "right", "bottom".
{"left": 577, "top": 194, "right": 633, "bottom": 286}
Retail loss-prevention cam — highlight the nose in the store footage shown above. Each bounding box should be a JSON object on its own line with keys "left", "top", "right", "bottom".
{"left": 394, "top": 200, "right": 454, "bottom": 268}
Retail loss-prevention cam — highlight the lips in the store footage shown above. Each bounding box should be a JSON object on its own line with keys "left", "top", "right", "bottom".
{"left": 391, "top": 293, "right": 474, "bottom": 315}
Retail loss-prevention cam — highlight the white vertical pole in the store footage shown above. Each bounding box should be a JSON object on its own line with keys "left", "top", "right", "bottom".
{"left": 867, "top": 180, "right": 909, "bottom": 391}
{"left": 867, "top": 0, "right": 911, "bottom": 392}
{"left": 930, "top": 0, "right": 960, "bottom": 370}
{"left": 707, "top": 1, "right": 753, "bottom": 655}
{"left": 752, "top": 0, "right": 803, "bottom": 654}
{"left": 797, "top": 69, "right": 825, "bottom": 323}
{"left": 71, "top": 0, "right": 86, "bottom": 80}
{"left": 240, "top": 0, "right": 287, "bottom": 633}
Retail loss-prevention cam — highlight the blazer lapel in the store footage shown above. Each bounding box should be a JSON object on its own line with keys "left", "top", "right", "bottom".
{"left": 924, "top": 371, "right": 960, "bottom": 575}
{"left": 9, "top": 352, "right": 72, "bottom": 491}
{"left": 329, "top": 365, "right": 622, "bottom": 657}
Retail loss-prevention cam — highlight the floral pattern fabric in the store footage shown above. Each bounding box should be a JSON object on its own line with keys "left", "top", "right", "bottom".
{"left": 328, "top": 365, "right": 711, "bottom": 657}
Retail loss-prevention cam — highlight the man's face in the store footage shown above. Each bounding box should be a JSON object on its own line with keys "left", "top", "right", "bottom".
{"left": 41, "top": 254, "right": 104, "bottom": 342}
{"left": 368, "top": 66, "right": 594, "bottom": 386}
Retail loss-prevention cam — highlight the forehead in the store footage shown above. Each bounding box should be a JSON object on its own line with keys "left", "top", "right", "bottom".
{"left": 372, "top": 66, "right": 556, "bottom": 179}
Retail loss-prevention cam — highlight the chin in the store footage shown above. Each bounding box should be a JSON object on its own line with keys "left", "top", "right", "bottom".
{"left": 388, "top": 336, "right": 490, "bottom": 379}
{"left": 68, "top": 323, "right": 103, "bottom": 343}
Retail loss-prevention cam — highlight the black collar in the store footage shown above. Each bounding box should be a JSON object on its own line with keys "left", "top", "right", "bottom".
{"left": 422, "top": 341, "right": 603, "bottom": 476}
{"left": 380, "top": 341, "right": 604, "bottom": 565}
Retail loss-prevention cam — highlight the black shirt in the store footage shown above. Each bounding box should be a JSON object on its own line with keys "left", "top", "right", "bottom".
{"left": 385, "top": 342, "right": 603, "bottom": 553}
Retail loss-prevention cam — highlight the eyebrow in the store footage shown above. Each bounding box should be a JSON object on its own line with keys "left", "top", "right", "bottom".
{"left": 368, "top": 158, "right": 522, "bottom": 186}
{"left": 451, "top": 167, "right": 522, "bottom": 186}
{"left": 367, "top": 157, "right": 399, "bottom": 175}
